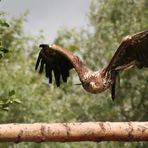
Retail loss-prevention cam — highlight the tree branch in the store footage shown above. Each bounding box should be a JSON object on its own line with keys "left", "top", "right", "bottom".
{"left": 0, "top": 122, "right": 148, "bottom": 143}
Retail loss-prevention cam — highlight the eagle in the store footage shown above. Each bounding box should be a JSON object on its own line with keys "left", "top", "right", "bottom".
{"left": 35, "top": 30, "right": 148, "bottom": 100}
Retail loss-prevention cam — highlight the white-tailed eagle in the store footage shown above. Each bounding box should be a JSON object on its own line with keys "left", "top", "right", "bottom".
{"left": 35, "top": 30, "right": 148, "bottom": 100}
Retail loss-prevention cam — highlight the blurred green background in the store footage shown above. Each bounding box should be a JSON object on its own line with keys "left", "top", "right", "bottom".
{"left": 0, "top": 0, "right": 148, "bottom": 147}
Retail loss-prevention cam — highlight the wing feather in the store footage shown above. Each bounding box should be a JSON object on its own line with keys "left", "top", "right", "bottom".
{"left": 39, "top": 59, "right": 45, "bottom": 74}
{"left": 45, "top": 63, "right": 52, "bottom": 83}
{"left": 35, "top": 44, "right": 87, "bottom": 86}
{"left": 105, "top": 30, "right": 148, "bottom": 72}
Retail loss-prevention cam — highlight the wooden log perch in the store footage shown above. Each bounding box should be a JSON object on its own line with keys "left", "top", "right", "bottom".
{"left": 0, "top": 122, "right": 148, "bottom": 143}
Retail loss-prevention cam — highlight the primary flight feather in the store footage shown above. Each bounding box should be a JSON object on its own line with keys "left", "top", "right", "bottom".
{"left": 35, "top": 30, "right": 148, "bottom": 100}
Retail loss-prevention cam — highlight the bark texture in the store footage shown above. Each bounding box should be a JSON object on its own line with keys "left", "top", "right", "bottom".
{"left": 0, "top": 122, "right": 148, "bottom": 142}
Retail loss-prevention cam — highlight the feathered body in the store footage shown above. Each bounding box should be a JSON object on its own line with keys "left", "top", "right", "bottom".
{"left": 35, "top": 30, "right": 148, "bottom": 100}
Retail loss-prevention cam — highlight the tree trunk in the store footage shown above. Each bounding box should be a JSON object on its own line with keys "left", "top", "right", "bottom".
{"left": 0, "top": 122, "right": 148, "bottom": 142}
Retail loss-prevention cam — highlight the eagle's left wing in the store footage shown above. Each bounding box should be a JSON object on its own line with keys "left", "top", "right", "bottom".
{"left": 104, "top": 30, "right": 148, "bottom": 100}
{"left": 105, "top": 30, "right": 148, "bottom": 72}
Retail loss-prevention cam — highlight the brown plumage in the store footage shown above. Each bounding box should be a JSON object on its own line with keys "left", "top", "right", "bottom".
{"left": 35, "top": 30, "right": 148, "bottom": 100}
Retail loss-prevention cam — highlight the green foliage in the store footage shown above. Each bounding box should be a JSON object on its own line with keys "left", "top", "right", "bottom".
{"left": 0, "top": 89, "right": 20, "bottom": 111}
{"left": 0, "top": 19, "right": 9, "bottom": 27}
{"left": 0, "top": 13, "right": 9, "bottom": 58}
{"left": 0, "top": 0, "right": 148, "bottom": 147}
{"left": 0, "top": 13, "right": 19, "bottom": 111}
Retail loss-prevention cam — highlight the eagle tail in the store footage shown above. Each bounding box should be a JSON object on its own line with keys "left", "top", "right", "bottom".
{"left": 111, "top": 70, "right": 118, "bottom": 101}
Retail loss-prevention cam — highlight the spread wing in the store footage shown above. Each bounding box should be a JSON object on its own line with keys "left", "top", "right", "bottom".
{"left": 35, "top": 44, "right": 86, "bottom": 86}
{"left": 104, "top": 30, "right": 148, "bottom": 100}
{"left": 105, "top": 30, "right": 148, "bottom": 72}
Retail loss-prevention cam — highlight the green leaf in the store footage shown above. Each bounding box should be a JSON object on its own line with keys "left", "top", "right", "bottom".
{"left": 2, "top": 107, "right": 9, "bottom": 111}
{"left": 9, "top": 90, "right": 15, "bottom": 97}
{"left": 0, "top": 51, "right": 4, "bottom": 58}
{"left": 13, "top": 98, "right": 21, "bottom": 104}
{"left": 0, "top": 47, "right": 9, "bottom": 53}
{"left": 0, "top": 19, "right": 9, "bottom": 27}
